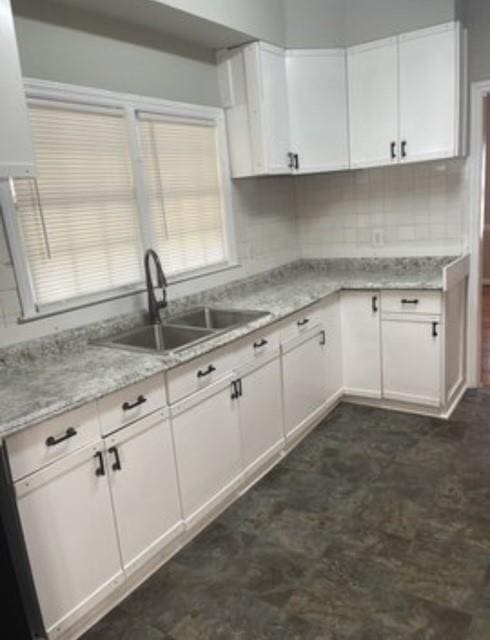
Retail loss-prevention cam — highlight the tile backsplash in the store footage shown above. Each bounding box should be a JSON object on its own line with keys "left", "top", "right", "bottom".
{"left": 0, "top": 158, "right": 470, "bottom": 342}
{"left": 295, "top": 159, "right": 469, "bottom": 258}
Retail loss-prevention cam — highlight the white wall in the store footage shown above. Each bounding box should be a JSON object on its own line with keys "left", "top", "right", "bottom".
{"left": 12, "top": 11, "right": 220, "bottom": 107}
{"left": 465, "top": 0, "right": 490, "bottom": 82}
{"left": 285, "top": 0, "right": 458, "bottom": 48}
{"left": 160, "top": 0, "right": 286, "bottom": 45}
{"left": 296, "top": 159, "right": 469, "bottom": 258}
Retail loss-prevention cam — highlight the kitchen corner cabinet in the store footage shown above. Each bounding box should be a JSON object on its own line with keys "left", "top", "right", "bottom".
{"left": 170, "top": 375, "right": 242, "bottom": 527}
{"left": 286, "top": 49, "right": 349, "bottom": 173}
{"left": 217, "top": 42, "right": 291, "bottom": 177}
{"left": 15, "top": 443, "right": 123, "bottom": 639}
{"left": 104, "top": 410, "right": 183, "bottom": 576}
{"left": 348, "top": 22, "right": 462, "bottom": 168}
{"left": 0, "top": 0, "right": 35, "bottom": 177}
{"left": 341, "top": 291, "right": 382, "bottom": 397}
{"left": 282, "top": 325, "right": 328, "bottom": 440}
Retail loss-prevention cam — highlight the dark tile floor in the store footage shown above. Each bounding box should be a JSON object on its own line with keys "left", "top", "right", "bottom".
{"left": 83, "top": 391, "right": 490, "bottom": 640}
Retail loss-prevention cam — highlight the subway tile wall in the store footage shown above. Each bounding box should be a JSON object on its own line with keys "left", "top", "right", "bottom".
{"left": 295, "top": 159, "right": 469, "bottom": 258}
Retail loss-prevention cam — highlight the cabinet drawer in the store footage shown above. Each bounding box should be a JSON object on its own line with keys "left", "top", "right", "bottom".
{"left": 97, "top": 374, "right": 166, "bottom": 436}
{"left": 279, "top": 306, "right": 323, "bottom": 343}
{"left": 233, "top": 327, "right": 280, "bottom": 364}
{"left": 167, "top": 344, "right": 240, "bottom": 405}
{"left": 7, "top": 403, "right": 100, "bottom": 481}
{"left": 381, "top": 290, "right": 442, "bottom": 315}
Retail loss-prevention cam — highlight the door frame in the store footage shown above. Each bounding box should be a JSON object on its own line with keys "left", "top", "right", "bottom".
{"left": 468, "top": 80, "right": 490, "bottom": 387}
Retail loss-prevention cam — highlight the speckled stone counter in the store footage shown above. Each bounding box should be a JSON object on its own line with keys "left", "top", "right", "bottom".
{"left": 0, "top": 256, "right": 457, "bottom": 438}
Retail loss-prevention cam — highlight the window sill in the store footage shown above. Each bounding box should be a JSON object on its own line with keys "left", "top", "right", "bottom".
{"left": 18, "top": 261, "right": 242, "bottom": 324}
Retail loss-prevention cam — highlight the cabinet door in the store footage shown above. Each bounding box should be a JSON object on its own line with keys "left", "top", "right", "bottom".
{"left": 106, "top": 410, "right": 183, "bottom": 576}
{"left": 15, "top": 444, "right": 122, "bottom": 639}
{"left": 0, "top": 0, "right": 35, "bottom": 177}
{"left": 382, "top": 316, "right": 442, "bottom": 406}
{"left": 341, "top": 291, "right": 382, "bottom": 397}
{"left": 347, "top": 37, "right": 399, "bottom": 168}
{"left": 399, "top": 22, "right": 460, "bottom": 163}
{"left": 171, "top": 375, "right": 242, "bottom": 527}
{"left": 236, "top": 352, "right": 284, "bottom": 478}
{"left": 287, "top": 49, "right": 349, "bottom": 173}
{"left": 282, "top": 326, "right": 327, "bottom": 440}
{"left": 245, "top": 42, "right": 291, "bottom": 175}
{"left": 316, "top": 295, "right": 343, "bottom": 405}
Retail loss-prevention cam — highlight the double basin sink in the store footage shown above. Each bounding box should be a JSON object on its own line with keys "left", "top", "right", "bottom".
{"left": 100, "top": 307, "right": 270, "bottom": 355}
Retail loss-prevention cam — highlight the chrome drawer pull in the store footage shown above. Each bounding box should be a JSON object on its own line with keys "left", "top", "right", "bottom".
{"left": 297, "top": 318, "right": 310, "bottom": 327}
{"left": 253, "top": 338, "right": 268, "bottom": 348}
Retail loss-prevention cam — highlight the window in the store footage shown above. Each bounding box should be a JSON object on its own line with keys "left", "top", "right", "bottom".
{"left": 14, "top": 103, "right": 143, "bottom": 307}
{"left": 139, "top": 115, "right": 227, "bottom": 276}
{"left": 5, "top": 81, "right": 232, "bottom": 316}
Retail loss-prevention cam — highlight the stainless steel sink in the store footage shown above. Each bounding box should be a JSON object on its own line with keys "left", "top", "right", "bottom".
{"left": 100, "top": 324, "right": 214, "bottom": 354}
{"left": 97, "top": 306, "right": 270, "bottom": 355}
{"left": 166, "top": 307, "right": 269, "bottom": 330}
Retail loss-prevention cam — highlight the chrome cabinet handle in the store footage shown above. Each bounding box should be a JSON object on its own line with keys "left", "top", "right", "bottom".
{"left": 253, "top": 338, "right": 268, "bottom": 349}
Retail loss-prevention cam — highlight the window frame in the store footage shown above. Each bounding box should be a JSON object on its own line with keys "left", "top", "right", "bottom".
{"left": 0, "top": 78, "right": 237, "bottom": 319}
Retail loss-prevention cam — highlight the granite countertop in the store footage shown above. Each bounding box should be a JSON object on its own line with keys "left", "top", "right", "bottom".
{"left": 0, "top": 256, "right": 457, "bottom": 438}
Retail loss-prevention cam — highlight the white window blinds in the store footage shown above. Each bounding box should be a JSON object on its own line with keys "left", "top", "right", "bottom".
{"left": 138, "top": 115, "right": 227, "bottom": 276}
{"left": 14, "top": 102, "right": 143, "bottom": 307}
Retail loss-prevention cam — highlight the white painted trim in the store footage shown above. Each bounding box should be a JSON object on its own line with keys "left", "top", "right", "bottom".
{"left": 467, "top": 79, "right": 490, "bottom": 387}
{"left": 0, "top": 180, "right": 37, "bottom": 317}
{"left": 23, "top": 78, "right": 223, "bottom": 121}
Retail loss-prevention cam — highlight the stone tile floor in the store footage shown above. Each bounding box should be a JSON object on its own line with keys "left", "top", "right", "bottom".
{"left": 83, "top": 390, "right": 490, "bottom": 639}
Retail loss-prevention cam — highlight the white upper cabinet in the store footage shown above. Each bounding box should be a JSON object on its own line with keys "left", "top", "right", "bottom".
{"left": 287, "top": 49, "right": 349, "bottom": 173}
{"left": 0, "top": 0, "right": 35, "bottom": 177}
{"left": 218, "top": 42, "right": 291, "bottom": 177}
{"left": 347, "top": 37, "right": 399, "bottom": 169}
{"left": 398, "top": 22, "right": 461, "bottom": 164}
{"left": 348, "top": 22, "right": 463, "bottom": 169}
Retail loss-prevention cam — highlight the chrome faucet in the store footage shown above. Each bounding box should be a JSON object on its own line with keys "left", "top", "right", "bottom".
{"left": 144, "top": 249, "right": 168, "bottom": 324}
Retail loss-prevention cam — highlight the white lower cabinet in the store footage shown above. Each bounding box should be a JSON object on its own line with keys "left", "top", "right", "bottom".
{"left": 315, "top": 295, "right": 343, "bottom": 405}
{"left": 104, "top": 409, "right": 184, "bottom": 576}
{"left": 282, "top": 325, "right": 327, "bottom": 440}
{"left": 170, "top": 375, "right": 242, "bottom": 527}
{"left": 235, "top": 351, "right": 285, "bottom": 478}
{"left": 15, "top": 443, "right": 123, "bottom": 639}
{"left": 382, "top": 315, "right": 442, "bottom": 406}
{"left": 341, "top": 291, "right": 382, "bottom": 397}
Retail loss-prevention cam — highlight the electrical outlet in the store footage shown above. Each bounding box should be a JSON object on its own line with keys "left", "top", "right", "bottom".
{"left": 372, "top": 229, "right": 384, "bottom": 247}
